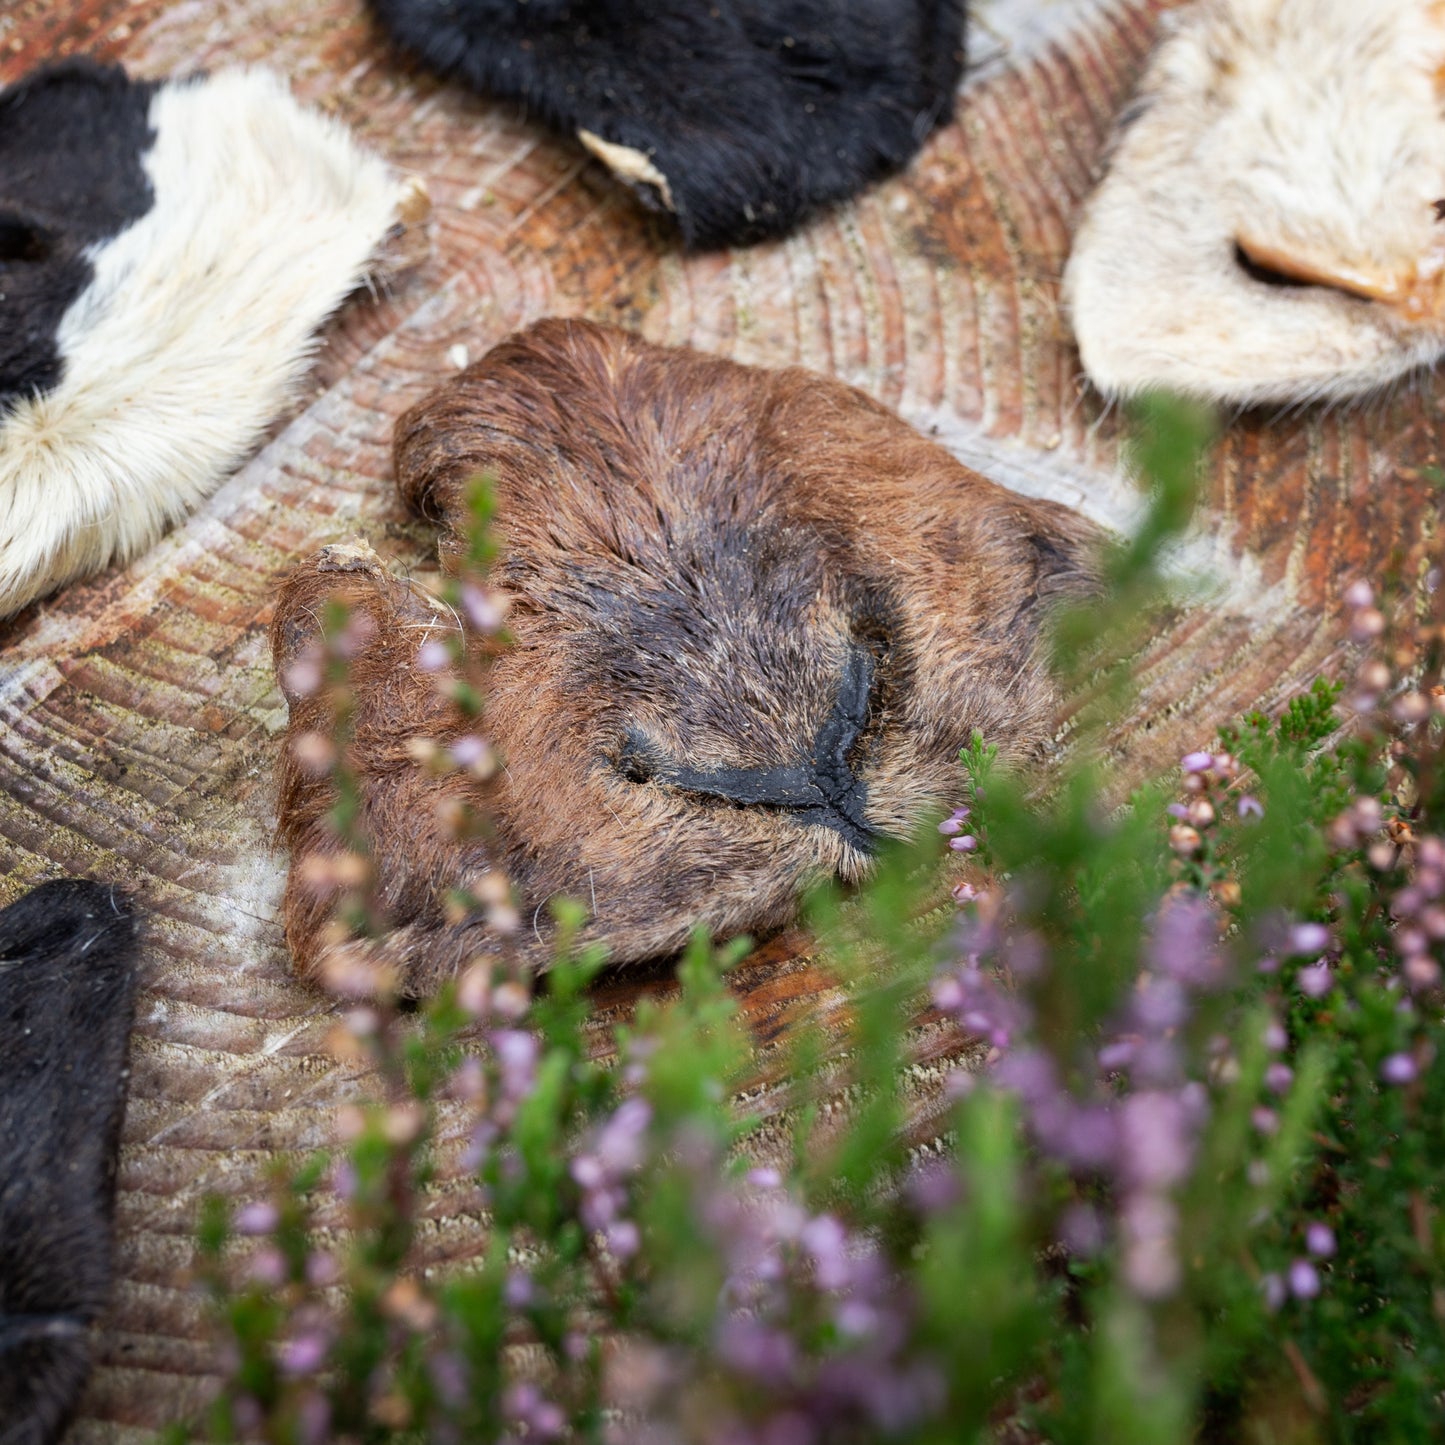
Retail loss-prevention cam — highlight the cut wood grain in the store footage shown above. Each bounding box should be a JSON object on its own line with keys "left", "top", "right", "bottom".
{"left": 1, "top": 0, "right": 1439, "bottom": 1434}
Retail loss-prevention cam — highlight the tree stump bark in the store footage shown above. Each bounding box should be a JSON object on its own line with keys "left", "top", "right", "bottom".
{"left": 0, "top": 0, "right": 1438, "bottom": 1434}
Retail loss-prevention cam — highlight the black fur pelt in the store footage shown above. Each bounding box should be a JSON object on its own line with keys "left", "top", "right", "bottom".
{"left": 0, "top": 881, "right": 140, "bottom": 1445}
{"left": 366, "top": 0, "right": 967, "bottom": 248}
{"left": 0, "top": 58, "right": 157, "bottom": 411}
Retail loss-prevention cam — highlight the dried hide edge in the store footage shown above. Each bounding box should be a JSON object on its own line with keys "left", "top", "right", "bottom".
{"left": 272, "top": 319, "right": 1101, "bottom": 994}
{"left": 0, "top": 880, "right": 140, "bottom": 1445}
{"left": 0, "top": 59, "right": 432, "bottom": 620}
{"left": 365, "top": 0, "right": 965, "bottom": 249}
{"left": 1063, "top": 0, "right": 1445, "bottom": 406}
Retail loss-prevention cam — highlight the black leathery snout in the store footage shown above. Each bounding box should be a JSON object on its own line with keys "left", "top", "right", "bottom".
{"left": 617, "top": 643, "right": 879, "bottom": 854}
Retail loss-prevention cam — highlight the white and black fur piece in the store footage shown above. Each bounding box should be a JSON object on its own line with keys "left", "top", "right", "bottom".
{"left": 366, "top": 0, "right": 966, "bottom": 249}
{"left": 0, "top": 58, "right": 430, "bottom": 620}
{"left": 1063, "top": 0, "right": 1445, "bottom": 407}
{"left": 0, "top": 880, "right": 140, "bottom": 1445}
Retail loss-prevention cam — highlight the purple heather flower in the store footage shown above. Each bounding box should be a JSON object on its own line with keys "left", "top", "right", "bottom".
{"left": 461, "top": 1120, "right": 498, "bottom": 1172}
{"left": 1405, "top": 957, "right": 1443, "bottom": 991}
{"left": 1392, "top": 886, "right": 1425, "bottom": 919}
{"left": 1288, "top": 1259, "right": 1321, "bottom": 1299}
{"left": 1178, "top": 1082, "right": 1210, "bottom": 1127}
{"left": 1297, "top": 963, "right": 1332, "bottom": 999}
{"left": 1098, "top": 1039, "right": 1136, "bottom": 1072}
{"left": 1289, "top": 923, "right": 1331, "bottom": 956}
{"left": 716, "top": 1317, "right": 798, "bottom": 1386}
{"left": 835, "top": 1299, "right": 878, "bottom": 1338}
{"left": 278, "top": 1331, "right": 328, "bottom": 1376}
{"left": 1130, "top": 1037, "right": 1184, "bottom": 1088}
{"left": 580, "top": 1185, "right": 623, "bottom": 1232}
{"left": 492, "top": 1029, "right": 539, "bottom": 1097}
{"left": 760, "top": 1413, "right": 819, "bottom": 1445}
{"left": 1305, "top": 1222, "right": 1336, "bottom": 1258}
{"left": 1181, "top": 751, "right": 1214, "bottom": 774}
{"left": 503, "top": 1383, "right": 541, "bottom": 1420}
{"left": 1237, "top": 794, "right": 1264, "bottom": 820}
{"left": 1134, "top": 977, "right": 1189, "bottom": 1031}
{"left": 948, "top": 834, "right": 978, "bottom": 853}
{"left": 462, "top": 583, "right": 505, "bottom": 632}
{"left": 1252, "top": 1106, "right": 1279, "bottom": 1135}
{"left": 416, "top": 638, "right": 450, "bottom": 672}
{"left": 233, "top": 1201, "right": 278, "bottom": 1236}
{"left": 595, "top": 1097, "right": 652, "bottom": 1174}
{"left": 232, "top": 1397, "right": 264, "bottom": 1434}
{"left": 1148, "top": 895, "right": 1223, "bottom": 987}
{"left": 304, "top": 1251, "right": 339, "bottom": 1287}
{"left": 800, "top": 1214, "right": 851, "bottom": 1291}
{"left": 1060, "top": 1203, "right": 1106, "bottom": 1257}
{"left": 1120, "top": 1193, "right": 1181, "bottom": 1299}
{"left": 1261, "top": 1273, "right": 1287, "bottom": 1312}
{"left": 908, "top": 1160, "right": 962, "bottom": 1213}
{"left": 450, "top": 734, "right": 491, "bottom": 768}
{"left": 431, "top": 1352, "right": 469, "bottom": 1408}
{"left": 504, "top": 1272, "right": 534, "bottom": 1308}
{"left": 747, "top": 1167, "right": 783, "bottom": 1190}
{"left": 1263, "top": 1020, "right": 1288, "bottom": 1051}
{"left": 1118, "top": 1093, "right": 1194, "bottom": 1190}
{"left": 993, "top": 1048, "right": 1057, "bottom": 1105}
{"left": 607, "top": 1220, "right": 641, "bottom": 1259}
{"left": 1343, "top": 580, "right": 1374, "bottom": 609}
{"left": 1166, "top": 802, "right": 1189, "bottom": 820}
{"left": 296, "top": 1391, "right": 331, "bottom": 1445}
{"left": 284, "top": 657, "right": 322, "bottom": 697}
{"left": 330, "top": 1158, "right": 358, "bottom": 1201}
{"left": 1265, "top": 1062, "right": 1294, "bottom": 1094}
{"left": 1054, "top": 1104, "right": 1120, "bottom": 1171}
{"left": 932, "top": 975, "right": 964, "bottom": 1012}
{"left": 1004, "top": 929, "right": 1047, "bottom": 980}
{"left": 1381, "top": 1052, "right": 1418, "bottom": 1085}
{"left": 937, "top": 818, "right": 963, "bottom": 836}
{"left": 246, "top": 1247, "right": 287, "bottom": 1288}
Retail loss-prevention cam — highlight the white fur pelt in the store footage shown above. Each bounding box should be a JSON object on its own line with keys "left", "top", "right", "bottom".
{"left": 1063, "top": 0, "right": 1445, "bottom": 406}
{"left": 0, "top": 68, "right": 426, "bottom": 618}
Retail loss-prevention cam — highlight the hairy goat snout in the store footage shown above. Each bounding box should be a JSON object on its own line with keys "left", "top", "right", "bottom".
{"left": 272, "top": 319, "right": 1102, "bottom": 993}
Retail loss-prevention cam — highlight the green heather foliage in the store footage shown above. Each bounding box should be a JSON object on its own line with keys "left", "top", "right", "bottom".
{"left": 175, "top": 405, "right": 1445, "bottom": 1444}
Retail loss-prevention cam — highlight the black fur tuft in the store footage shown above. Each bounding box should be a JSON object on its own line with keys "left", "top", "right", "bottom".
{"left": 0, "top": 59, "right": 157, "bottom": 411}
{"left": 0, "top": 880, "right": 141, "bottom": 1445}
{"left": 366, "top": 0, "right": 966, "bottom": 249}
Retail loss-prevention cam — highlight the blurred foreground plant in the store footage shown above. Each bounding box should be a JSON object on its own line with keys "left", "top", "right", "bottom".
{"left": 174, "top": 411, "right": 1444, "bottom": 1445}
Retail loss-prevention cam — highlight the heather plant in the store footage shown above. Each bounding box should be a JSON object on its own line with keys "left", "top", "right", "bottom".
{"left": 174, "top": 408, "right": 1445, "bottom": 1444}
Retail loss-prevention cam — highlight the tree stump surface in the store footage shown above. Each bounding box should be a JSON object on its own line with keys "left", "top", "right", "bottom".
{"left": 0, "top": 0, "right": 1439, "bottom": 1435}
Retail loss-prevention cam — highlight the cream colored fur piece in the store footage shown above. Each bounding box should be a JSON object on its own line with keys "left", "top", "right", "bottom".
{"left": 0, "top": 68, "right": 420, "bottom": 617}
{"left": 1063, "top": 0, "right": 1445, "bottom": 406}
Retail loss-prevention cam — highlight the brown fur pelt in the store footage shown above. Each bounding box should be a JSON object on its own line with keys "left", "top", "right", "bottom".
{"left": 272, "top": 319, "right": 1101, "bottom": 993}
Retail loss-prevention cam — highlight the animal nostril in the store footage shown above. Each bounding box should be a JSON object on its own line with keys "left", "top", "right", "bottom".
{"left": 0, "top": 214, "right": 52, "bottom": 264}
{"left": 616, "top": 730, "right": 655, "bottom": 785}
{"left": 1233, "top": 235, "right": 1403, "bottom": 304}
{"left": 1233, "top": 240, "right": 1301, "bottom": 289}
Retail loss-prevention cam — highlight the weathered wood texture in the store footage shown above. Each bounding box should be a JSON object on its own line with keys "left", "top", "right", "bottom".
{"left": 0, "top": 0, "right": 1440, "bottom": 1435}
